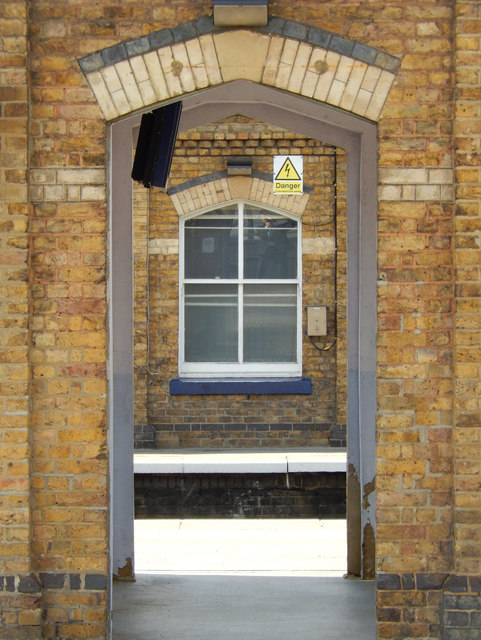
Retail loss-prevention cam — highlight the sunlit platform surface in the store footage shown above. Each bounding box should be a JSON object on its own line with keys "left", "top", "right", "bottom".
{"left": 112, "top": 519, "right": 375, "bottom": 639}
{"left": 134, "top": 518, "right": 347, "bottom": 576}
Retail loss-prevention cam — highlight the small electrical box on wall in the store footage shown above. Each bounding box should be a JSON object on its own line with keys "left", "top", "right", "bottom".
{"left": 307, "top": 306, "right": 327, "bottom": 336}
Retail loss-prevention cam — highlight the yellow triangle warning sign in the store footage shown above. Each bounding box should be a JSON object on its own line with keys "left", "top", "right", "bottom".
{"left": 275, "top": 157, "right": 301, "bottom": 181}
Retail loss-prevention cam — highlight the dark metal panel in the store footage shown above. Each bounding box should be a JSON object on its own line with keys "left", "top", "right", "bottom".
{"left": 169, "top": 378, "right": 312, "bottom": 395}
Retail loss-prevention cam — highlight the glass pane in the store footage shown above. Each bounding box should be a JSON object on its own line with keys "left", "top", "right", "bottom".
{"left": 185, "top": 206, "right": 238, "bottom": 279}
{"left": 243, "top": 284, "right": 297, "bottom": 362}
{"left": 185, "top": 284, "right": 238, "bottom": 362}
{"left": 243, "top": 206, "right": 297, "bottom": 279}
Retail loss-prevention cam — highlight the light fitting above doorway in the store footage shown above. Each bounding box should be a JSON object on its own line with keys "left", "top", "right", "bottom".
{"left": 213, "top": 0, "right": 269, "bottom": 27}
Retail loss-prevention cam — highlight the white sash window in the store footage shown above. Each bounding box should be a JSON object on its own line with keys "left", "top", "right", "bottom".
{"left": 179, "top": 202, "right": 302, "bottom": 377}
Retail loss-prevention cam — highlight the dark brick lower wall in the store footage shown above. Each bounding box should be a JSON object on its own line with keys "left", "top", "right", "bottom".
{"left": 135, "top": 471, "right": 346, "bottom": 518}
{"left": 0, "top": 572, "right": 108, "bottom": 639}
{"left": 134, "top": 422, "right": 347, "bottom": 449}
{"left": 443, "top": 575, "right": 481, "bottom": 640}
{"left": 377, "top": 573, "right": 481, "bottom": 640}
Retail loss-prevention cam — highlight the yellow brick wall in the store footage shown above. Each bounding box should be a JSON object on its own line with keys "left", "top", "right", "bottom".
{"left": 0, "top": 0, "right": 30, "bottom": 573}
{"left": 1, "top": 0, "right": 480, "bottom": 638}
{"left": 454, "top": 0, "right": 481, "bottom": 576}
{"left": 132, "top": 117, "right": 348, "bottom": 448}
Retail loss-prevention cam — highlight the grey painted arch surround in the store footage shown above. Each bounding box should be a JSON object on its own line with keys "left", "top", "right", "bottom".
{"left": 110, "top": 81, "right": 377, "bottom": 581}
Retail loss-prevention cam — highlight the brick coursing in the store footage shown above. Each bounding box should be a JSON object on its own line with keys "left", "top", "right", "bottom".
{"left": 133, "top": 119, "right": 347, "bottom": 449}
{"left": 1, "top": 0, "right": 480, "bottom": 638}
{"left": 135, "top": 471, "right": 346, "bottom": 518}
{"left": 377, "top": 573, "right": 481, "bottom": 640}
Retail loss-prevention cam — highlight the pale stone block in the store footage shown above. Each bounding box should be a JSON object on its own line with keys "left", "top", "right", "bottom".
{"left": 30, "top": 169, "right": 56, "bottom": 184}
{"left": 44, "top": 185, "right": 66, "bottom": 201}
{"left": 207, "top": 180, "right": 221, "bottom": 205}
{"left": 287, "top": 43, "right": 313, "bottom": 93}
{"left": 137, "top": 80, "right": 156, "bottom": 106}
{"left": 199, "top": 35, "right": 222, "bottom": 86}
{"left": 249, "top": 178, "right": 261, "bottom": 200}
{"left": 176, "top": 191, "right": 188, "bottom": 211}
{"left": 352, "top": 87, "right": 372, "bottom": 117}
{"left": 219, "top": 178, "right": 230, "bottom": 201}
{"left": 214, "top": 30, "right": 270, "bottom": 83}
{"left": 67, "top": 186, "right": 81, "bottom": 201}
{"left": 415, "top": 184, "right": 440, "bottom": 200}
{"left": 417, "top": 22, "right": 441, "bottom": 36}
{"left": 275, "top": 63, "right": 293, "bottom": 91}
{"left": 327, "top": 79, "right": 346, "bottom": 107}
{"left": 81, "top": 185, "right": 105, "bottom": 201}
{"left": 379, "top": 167, "right": 428, "bottom": 184}
{"left": 170, "top": 193, "right": 182, "bottom": 216}
{"left": 203, "top": 186, "right": 214, "bottom": 206}
{"left": 130, "top": 56, "right": 156, "bottom": 105}
{"left": 115, "top": 60, "right": 144, "bottom": 111}
{"left": 300, "top": 49, "right": 327, "bottom": 98}
{"left": 314, "top": 51, "right": 340, "bottom": 102}
{"left": 192, "top": 186, "right": 206, "bottom": 210}
{"left": 144, "top": 51, "right": 170, "bottom": 101}
{"left": 85, "top": 71, "right": 118, "bottom": 120}
{"left": 191, "top": 192, "right": 202, "bottom": 209}
{"left": 29, "top": 185, "right": 44, "bottom": 202}
{"left": 378, "top": 185, "right": 402, "bottom": 201}
{"left": 57, "top": 169, "right": 105, "bottom": 184}
{"left": 149, "top": 238, "right": 179, "bottom": 255}
{"left": 183, "top": 189, "right": 196, "bottom": 213}
{"left": 228, "top": 176, "right": 251, "bottom": 200}
{"left": 129, "top": 55, "right": 149, "bottom": 83}
{"left": 365, "top": 69, "right": 395, "bottom": 121}
{"left": 158, "top": 46, "right": 183, "bottom": 97}
{"left": 440, "top": 185, "right": 454, "bottom": 201}
{"left": 101, "top": 65, "right": 122, "bottom": 93}
{"left": 256, "top": 180, "right": 269, "bottom": 203}
{"left": 360, "top": 65, "right": 381, "bottom": 92}
{"left": 280, "top": 38, "right": 299, "bottom": 66}
{"left": 288, "top": 195, "right": 309, "bottom": 215}
{"left": 171, "top": 42, "right": 196, "bottom": 94}
{"left": 402, "top": 185, "right": 416, "bottom": 200}
{"left": 302, "top": 237, "right": 335, "bottom": 255}
{"left": 262, "top": 36, "right": 285, "bottom": 86}
{"left": 110, "top": 88, "right": 131, "bottom": 116}
{"left": 334, "top": 56, "right": 354, "bottom": 84}
{"left": 186, "top": 38, "right": 209, "bottom": 89}
{"left": 263, "top": 182, "right": 274, "bottom": 204}
{"left": 339, "top": 61, "right": 367, "bottom": 112}
{"left": 428, "top": 168, "right": 454, "bottom": 184}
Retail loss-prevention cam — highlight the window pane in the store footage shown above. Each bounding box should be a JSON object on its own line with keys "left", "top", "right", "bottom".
{"left": 243, "top": 206, "right": 297, "bottom": 279}
{"left": 243, "top": 284, "right": 297, "bottom": 362}
{"left": 185, "top": 284, "right": 238, "bottom": 362}
{"left": 185, "top": 205, "right": 238, "bottom": 279}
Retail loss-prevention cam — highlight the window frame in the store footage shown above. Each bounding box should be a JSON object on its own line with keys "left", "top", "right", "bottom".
{"left": 179, "top": 200, "right": 302, "bottom": 378}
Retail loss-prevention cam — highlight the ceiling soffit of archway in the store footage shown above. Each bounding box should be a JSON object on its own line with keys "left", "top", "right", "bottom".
{"left": 79, "top": 16, "right": 401, "bottom": 123}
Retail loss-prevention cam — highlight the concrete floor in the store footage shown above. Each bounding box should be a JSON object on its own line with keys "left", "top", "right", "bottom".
{"left": 112, "top": 519, "right": 376, "bottom": 639}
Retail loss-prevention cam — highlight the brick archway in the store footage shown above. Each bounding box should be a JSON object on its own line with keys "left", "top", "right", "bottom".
{"left": 79, "top": 17, "right": 400, "bottom": 124}
{"left": 87, "top": 17, "right": 401, "bottom": 589}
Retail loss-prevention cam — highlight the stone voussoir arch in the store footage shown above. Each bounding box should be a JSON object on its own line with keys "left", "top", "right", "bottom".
{"left": 79, "top": 16, "right": 401, "bottom": 123}
{"left": 168, "top": 171, "right": 311, "bottom": 218}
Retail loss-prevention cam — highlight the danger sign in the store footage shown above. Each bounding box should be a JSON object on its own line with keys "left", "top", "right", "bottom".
{"left": 273, "top": 155, "right": 303, "bottom": 194}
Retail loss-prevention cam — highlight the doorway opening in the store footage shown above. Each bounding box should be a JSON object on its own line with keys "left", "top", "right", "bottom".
{"left": 109, "top": 85, "right": 377, "bottom": 640}
{"left": 110, "top": 82, "right": 377, "bottom": 591}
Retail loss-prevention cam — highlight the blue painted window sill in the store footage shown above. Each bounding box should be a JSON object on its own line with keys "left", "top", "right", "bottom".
{"left": 169, "top": 378, "right": 312, "bottom": 395}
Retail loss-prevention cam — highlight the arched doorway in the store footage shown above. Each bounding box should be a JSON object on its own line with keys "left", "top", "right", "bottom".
{"left": 109, "top": 80, "right": 378, "bottom": 581}
{"left": 78, "top": 16, "right": 400, "bottom": 626}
